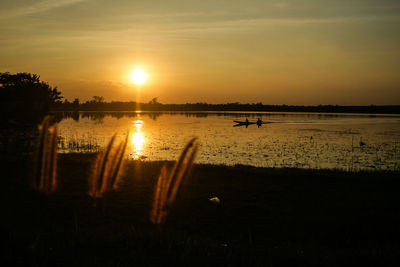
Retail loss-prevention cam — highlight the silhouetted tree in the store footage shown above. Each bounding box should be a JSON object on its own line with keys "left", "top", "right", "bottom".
{"left": 148, "top": 97, "right": 159, "bottom": 105}
{"left": 0, "top": 72, "right": 63, "bottom": 125}
{"left": 92, "top": 96, "right": 105, "bottom": 103}
{"left": 72, "top": 98, "right": 79, "bottom": 110}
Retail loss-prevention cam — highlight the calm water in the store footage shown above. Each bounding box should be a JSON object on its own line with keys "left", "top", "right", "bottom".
{"left": 57, "top": 112, "right": 400, "bottom": 171}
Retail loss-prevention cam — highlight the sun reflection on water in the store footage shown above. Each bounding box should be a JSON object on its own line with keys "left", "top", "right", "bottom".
{"left": 131, "top": 120, "right": 145, "bottom": 159}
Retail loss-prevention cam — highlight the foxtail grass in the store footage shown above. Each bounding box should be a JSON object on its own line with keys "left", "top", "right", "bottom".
{"left": 88, "top": 130, "right": 130, "bottom": 198}
{"left": 33, "top": 116, "right": 58, "bottom": 194}
{"left": 151, "top": 138, "right": 199, "bottom": 224}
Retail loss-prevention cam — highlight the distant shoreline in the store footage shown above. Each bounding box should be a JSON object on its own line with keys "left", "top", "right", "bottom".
{"left": 51, "top": 103, "right": 400, "bottom": 114}
{"left": 51, "top": 110, "right": 400, "bottom": 118}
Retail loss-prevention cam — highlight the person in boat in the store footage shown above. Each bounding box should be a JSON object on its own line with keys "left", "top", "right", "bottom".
{"left": 244, "top": 118, "right": 249, "bottom": 128}
{"left": 256, "top": 118, "right": 262, "bottom": 127}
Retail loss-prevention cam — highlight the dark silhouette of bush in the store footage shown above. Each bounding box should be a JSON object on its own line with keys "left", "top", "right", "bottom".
{"left": 0, "top": 72, "right": 62, "bottom": 126}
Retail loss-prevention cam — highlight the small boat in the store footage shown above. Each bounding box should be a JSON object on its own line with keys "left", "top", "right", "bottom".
{"left": 233, "top": 120, "right": 275, "bottom": 127}
{"left": 233, "top": 120, "right": 256, "bottom": 125}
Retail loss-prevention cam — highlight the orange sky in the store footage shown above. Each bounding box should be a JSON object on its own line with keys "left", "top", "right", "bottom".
{"left": 1, "top": 0, "right": 399, "bottom": 104}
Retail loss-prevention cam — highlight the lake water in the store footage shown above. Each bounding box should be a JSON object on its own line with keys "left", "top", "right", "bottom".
{"left": 57, "top": 111, "right": 400, "bottom": 171}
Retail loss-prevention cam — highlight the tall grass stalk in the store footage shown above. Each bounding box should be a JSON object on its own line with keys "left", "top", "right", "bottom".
{"left": 151, "top": 138, "right": 199, "bottom": 224}
{"left": 33, "top": 116, "right": 58, "bottom": 194}
{"left": 88, "top": 130, "right": 130, "bottom": 198}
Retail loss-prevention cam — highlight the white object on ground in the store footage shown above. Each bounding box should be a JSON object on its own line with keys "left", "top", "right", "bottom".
{"left": 209, "top": 197, "right": 221, "bottom": 204}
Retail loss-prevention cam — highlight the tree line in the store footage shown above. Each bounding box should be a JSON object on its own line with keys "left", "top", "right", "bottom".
{"left": 55, "top": 97, "right": 400, "bottom": 114}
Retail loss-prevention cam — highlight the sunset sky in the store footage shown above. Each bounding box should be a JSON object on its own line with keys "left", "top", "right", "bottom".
{"left": 1, "top": 0, "right": 399, "bottom": 105}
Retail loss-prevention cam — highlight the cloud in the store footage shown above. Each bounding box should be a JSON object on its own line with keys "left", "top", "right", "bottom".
{"left": 272, "top": 1, "right": 289, "bottom": 9}
{"left": 153, "top": 15, "right": 400, "bottom": 35}
{"left": 0, "top": 0, "right": 88, "bottom": 19}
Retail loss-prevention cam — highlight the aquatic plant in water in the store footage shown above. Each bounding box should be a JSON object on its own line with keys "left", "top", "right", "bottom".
{"left": 88, "top": 130, "right": 130, "bottom": 198}
{"left": 33, "top": 116, "right": 58, "bottom": 194}
{"left": 151, "top": 138, "right": 199, "bottom": 224}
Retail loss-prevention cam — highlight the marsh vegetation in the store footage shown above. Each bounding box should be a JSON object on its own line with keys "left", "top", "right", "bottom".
{"left": 56, "top": 112, "right": 400, "bottom": 171}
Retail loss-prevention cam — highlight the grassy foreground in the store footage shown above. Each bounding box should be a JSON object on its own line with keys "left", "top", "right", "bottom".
{"left": 3, "top": 154, "right": 400, "bottom": 266}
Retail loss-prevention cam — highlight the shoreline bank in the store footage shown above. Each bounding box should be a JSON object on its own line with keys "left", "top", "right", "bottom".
{"left": 4, "top": 154, "right": 400, "bottom": 266}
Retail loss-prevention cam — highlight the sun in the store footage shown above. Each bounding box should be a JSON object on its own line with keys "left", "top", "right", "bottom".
{"left": 129, "top": 68, "right": 148, "bottom": 85}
